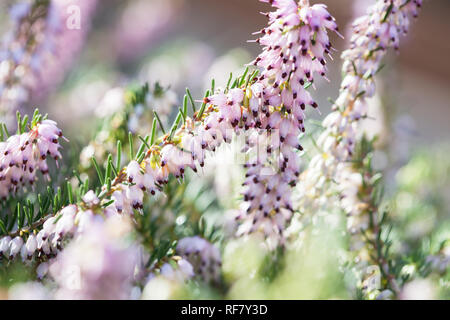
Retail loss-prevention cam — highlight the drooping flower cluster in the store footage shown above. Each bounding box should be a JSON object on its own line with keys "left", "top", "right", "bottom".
{"left": 0, "top": 118, "right": 64, "bottom": 200}
{"left": 295, "top": 0, "right": 422, "bottom": 297}
{"left": 176, "top": 236, "right": 222, "bottom": 284}
{"left": 297, "top": 0, "right": 422, "bottom": 232}
{"left": 224, "top": 0, "right": 340, "bottom": 245}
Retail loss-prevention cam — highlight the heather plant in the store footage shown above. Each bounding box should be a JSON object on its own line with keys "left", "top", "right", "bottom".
{"left": 0, "top": 0, "right": 447, "bottom": 300}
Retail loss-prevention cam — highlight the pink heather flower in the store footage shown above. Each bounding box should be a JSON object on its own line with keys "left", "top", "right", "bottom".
{"left": 0, "top": 1, "right": 340, "bottom": 263}
{"left": 0, "top": 118, "right": 65, "bottom": 200}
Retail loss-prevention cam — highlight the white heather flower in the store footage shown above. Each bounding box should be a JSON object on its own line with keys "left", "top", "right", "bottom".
{"left": 160, "top": 258, "right": 195, "bottom": 282}
{"left": 41, "top": 216, "right": 57, "bottom": 239}
{"left": 0, "top": 236, "right": 11, "bottom": 258}
{"left": 24, "top": 234, "right": 37, "bottom": 259}
{"left": 75, "top": 209, "right": 96, "bottom": 234}
{"left": 54, "top": 205, "right": 77, "bottom": 237}
{"left": 126, "top": 160, "right": 142, "bottom": 184}
{"left": 9, "top": 236, "right": 24, "bottom": 259}
{"left": 82, "top": 190, "right": 100, "bottom": 206}
{"left": 125, "top": 185, "right": 144, "bottom": 210}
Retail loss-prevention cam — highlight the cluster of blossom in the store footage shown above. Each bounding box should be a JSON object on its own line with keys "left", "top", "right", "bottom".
{"left": 176, "top": 236, "right": 221, "bottom": 284}
{"left": 0, "top": 107, "right": 231, "bottom": 271}
{"left": 0, "top": 204, "right": 83, "bottom": 263}
{"left": 296, "top": 0, "right": 421, "bottom": 297}
{"left": 226, "top": 0, "right": 340, "bottom": 245}
{"left": 298, "top": 0, "right": 422, "bottom": 214}
{"left": 0, "top": 118, "right": 64, "bottom": 200}
{"left": 0, "top": 0, "right": 435, "bottom": 301}
{"left": 0, "top": 1, "right": 96, "bottom": 125}
{"left": 97, "top": 0, "right": 341, "bottom": 246}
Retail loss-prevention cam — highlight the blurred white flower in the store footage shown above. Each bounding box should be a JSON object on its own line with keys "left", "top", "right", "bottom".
{"left": 399, "top": 279, "right": 436, "bottom": 300}
{"left": 8, "top": 282, "right": 51, "bottom": 300}
{"left": 95, "top": 87, "right": 125, "bottom": 118}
